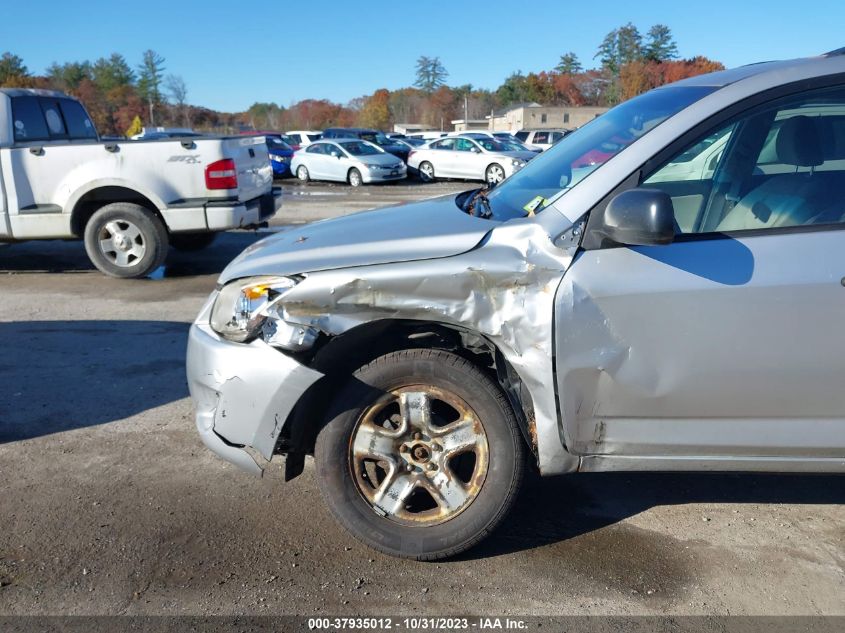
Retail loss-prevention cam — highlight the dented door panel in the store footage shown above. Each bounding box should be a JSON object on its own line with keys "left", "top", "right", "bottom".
{"left": 555, "top": 230, "right": 845, "bottom": 459}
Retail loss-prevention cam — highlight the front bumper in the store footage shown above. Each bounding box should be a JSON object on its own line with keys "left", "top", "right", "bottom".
{"left": 186, "top": 299, "right": 323, "bottom": 476}
{"left": 362, "top": 167, "right": 407, "bottom": 183}
{"left": 271, "top": 160, "right": 292, "bottom": 176}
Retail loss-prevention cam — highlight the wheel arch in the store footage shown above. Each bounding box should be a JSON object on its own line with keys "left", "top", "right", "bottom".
{"left": 69, "top": 183, "right": 165, "bottom": 237}
{"left": 277, "top": 318, "right": 539, "bottom": 480}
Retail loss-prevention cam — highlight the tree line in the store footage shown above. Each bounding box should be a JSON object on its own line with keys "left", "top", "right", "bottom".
{"left": 0, "top": 23, "right": 723, "bottom": 136}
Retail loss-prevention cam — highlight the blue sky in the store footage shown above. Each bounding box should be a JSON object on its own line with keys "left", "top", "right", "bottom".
{"left": 1, "top": 1, "right": 841, "bottom": 112}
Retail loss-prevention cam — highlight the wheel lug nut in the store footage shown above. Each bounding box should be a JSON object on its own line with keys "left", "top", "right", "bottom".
{"left": 413, "top": 432, "right": 421, "bottom": 440}
{"left": 406, "top": 465, "right": 413, "bottom": 472}
{"left": 399, "top": 444, "right": 408, "bottom": 452}
{"left": 427, "top": 463, "right": 437, "bottom": 471}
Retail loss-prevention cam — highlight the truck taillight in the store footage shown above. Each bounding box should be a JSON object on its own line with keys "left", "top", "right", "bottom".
{"left": 205, "top": 159, "right": 238, "bottom": 189}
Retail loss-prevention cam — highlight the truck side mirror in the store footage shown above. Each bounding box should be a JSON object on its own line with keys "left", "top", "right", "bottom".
{"left": 594, "top": 188, "right": 676, "bottom": 246}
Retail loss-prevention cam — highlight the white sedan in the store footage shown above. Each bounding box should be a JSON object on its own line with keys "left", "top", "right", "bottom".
{"left": 407, "top": 136, "right": 536, "bottom": 184}
{"left": 291, "top": 139, "right": 407, "bottom": 187}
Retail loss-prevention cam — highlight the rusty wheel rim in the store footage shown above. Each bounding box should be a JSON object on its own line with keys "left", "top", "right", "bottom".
{"left": 349, "top": 385, "right": 489, "bottom": 527}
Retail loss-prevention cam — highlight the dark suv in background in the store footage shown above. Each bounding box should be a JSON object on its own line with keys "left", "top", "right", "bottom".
{"left": 322, "top": 128, "right": 410, "bottom": 162}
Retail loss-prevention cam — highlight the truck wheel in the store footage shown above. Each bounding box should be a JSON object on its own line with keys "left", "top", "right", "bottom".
{"left": 170, "top": 232, "right": 217, "bottom": 252}
{"left": 315, "top": 349, "right": 525, "bottom": 560}
{"left": 84, "top": 203, "right": 168, "bottom": 279}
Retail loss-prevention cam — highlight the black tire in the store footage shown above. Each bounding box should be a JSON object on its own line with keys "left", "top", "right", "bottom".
{"left": 83, "top": 202, "right": 168, "bottom": 279}
{"left": 315, "top": 348, "right": 525, "bottom": 560}
{"left": 296, "top": 165, "right": 310, "bottom": 182}
{"left": 348, "top": 168, "right": 363, "bottom": 187}
{"left": 418, "top": 161, "right": 436, "bottom": 182}
{"left": 170, "top": 232, "right": 217, "bottom": 252}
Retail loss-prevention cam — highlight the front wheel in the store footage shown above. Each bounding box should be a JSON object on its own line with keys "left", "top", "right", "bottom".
{"left": 315, "top": 349, "right": 525, "bottom": 560}
{"left": 348, "top": 168, "right": 363, "bottom": 187}
{"left": 83, "top": 202, "right": 168, "bottom": 278}
{"left": 485, "top": 163, "right": 505, "bottom": 184}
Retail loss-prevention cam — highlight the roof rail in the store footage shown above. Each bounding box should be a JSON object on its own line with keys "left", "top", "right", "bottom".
{"left": 824, "top": 46, "right": 845, "bottom": 57}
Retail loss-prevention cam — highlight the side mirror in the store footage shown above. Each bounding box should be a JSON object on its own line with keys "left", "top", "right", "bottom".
{"left": 596, "top": 188, "right": 675, "bottom": 246}
{"left": 330, "top": 151, "right": 340, "bottom": 158}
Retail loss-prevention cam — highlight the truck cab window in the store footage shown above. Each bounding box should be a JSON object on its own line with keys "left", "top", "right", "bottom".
{"left": 10, "top": 96, "right": 49, "bottom": 142}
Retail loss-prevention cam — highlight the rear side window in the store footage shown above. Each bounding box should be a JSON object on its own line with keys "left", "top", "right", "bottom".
{"left": 60, "top": 100, "right": 97, "bottom": 140}
{"left": 514, "top": 131, "right": 529, "bottom": 142}
{"left": 39, "top": 99, "right": 67, "bottom": 138}
{"left": 307, "top": 133, "right": 322, "bottom": 141}
{"left": 10, "top": 96, "right": 49, "bottom": 142}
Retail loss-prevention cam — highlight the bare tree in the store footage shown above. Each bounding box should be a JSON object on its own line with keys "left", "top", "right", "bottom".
{"left": 165, "top": 74, "right": 190, "bottom": 127}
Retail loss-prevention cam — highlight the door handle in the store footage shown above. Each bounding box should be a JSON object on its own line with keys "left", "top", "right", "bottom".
{"left": 29, "top": 146, "right": 44, "bottom": 156}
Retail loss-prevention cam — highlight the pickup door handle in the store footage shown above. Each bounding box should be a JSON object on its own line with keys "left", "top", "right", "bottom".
{"left": 29, "top": 146, "right": 44, "bottom": 156}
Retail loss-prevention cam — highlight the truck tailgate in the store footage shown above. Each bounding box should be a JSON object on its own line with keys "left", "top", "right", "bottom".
{"left": 224, "top": 136, "right": 273, "bottom": 202}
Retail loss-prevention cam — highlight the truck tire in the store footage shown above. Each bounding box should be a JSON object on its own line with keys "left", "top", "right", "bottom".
{"left": 315, "top": 348, "right": 525, "bottom": 560}
{"left": 83, "top": 203, "right": 169, "bottom": 279}
{"left": 170, "top": 232, "right": 217, "bottom": 252}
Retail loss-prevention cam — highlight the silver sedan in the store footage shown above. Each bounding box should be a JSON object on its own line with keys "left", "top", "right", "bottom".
{"left": 407, "top": 135, "right": 537, "bottom": 184}
{"left": 291, "top": 139, "right": 407, "bottom": 186}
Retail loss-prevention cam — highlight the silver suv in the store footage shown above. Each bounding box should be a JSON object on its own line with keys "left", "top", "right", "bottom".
{"left": 188, "top": 50, "right": 845, "bottom": 560}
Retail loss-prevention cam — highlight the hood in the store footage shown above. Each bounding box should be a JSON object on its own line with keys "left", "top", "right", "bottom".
{"left": 219, "top": 193, "right": 495, "bottom": 282}
{"left": 498, "top": 150, "right": 538, "bottom": 161}
{"left": 357, "top": 153, "right": 404, "bottom": 168}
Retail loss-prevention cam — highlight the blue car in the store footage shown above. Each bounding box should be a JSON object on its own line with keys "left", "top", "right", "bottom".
{"left": 266, "top": 135, "right": 295, "bottom": 177}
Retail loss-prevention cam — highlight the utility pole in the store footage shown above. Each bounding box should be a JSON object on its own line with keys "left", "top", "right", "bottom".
{"left": 464, "top": 94, "right": 468, "bottom": 127}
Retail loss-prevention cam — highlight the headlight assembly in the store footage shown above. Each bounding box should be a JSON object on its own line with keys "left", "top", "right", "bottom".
{"left": 210, "top": 276, "right": 297, "bottom": 342}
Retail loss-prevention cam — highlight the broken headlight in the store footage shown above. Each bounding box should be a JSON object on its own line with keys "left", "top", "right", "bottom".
{"left": 210, "top": 276, "right": 297, "bottom": 343}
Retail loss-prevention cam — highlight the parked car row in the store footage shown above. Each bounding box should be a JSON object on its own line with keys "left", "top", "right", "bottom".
{"left": 250, "top": 126, "right": 563, "bottom": 187}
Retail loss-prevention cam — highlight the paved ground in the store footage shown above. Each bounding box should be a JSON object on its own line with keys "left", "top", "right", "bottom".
{"left": 0, "top": 180, "right": 842, "bottom": 617}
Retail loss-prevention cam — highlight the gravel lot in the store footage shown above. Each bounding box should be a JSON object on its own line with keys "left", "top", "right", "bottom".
{"left": 0, "top": 180, "right": 842, "bottom": 618}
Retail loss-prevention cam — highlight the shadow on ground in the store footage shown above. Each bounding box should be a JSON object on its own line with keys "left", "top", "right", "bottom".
{"left": 0, "top": 231, "right": 268, "bottom": 278}
{"left": 465, "top": 468, "right": 844, "bottom": 562}
{"left": 0, "top": 320, "right": 190, "bottom": 442}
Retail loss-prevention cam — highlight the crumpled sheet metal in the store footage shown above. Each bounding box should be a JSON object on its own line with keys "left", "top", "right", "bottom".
{"left": 278, "top": 221, "right": 580, "bottom": 475}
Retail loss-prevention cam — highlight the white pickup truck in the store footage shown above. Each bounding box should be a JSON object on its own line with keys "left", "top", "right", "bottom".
{"left": 0, "top": 88, "right": 281, "bottom": 278}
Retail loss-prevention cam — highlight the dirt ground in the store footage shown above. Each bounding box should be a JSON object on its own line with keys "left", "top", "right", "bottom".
{"left": 0, "top": 180, "right": 842, "bottom": 618}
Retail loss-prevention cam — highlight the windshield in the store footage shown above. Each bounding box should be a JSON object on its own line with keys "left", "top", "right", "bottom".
{"left": 475, "top": 138, "right": 510, "bottom": 152}
{"left": 361, "top": 132, "right": 395, "bottom": 146}
{"left": 340, "top": 140, "right": 383, "bottom": 156}
{"left": 266, "top": 137, "right": 292, "bottom": 150}
{"left": 485, "top": 86, "right": 716, "bottom": 220}
{"left": 495, "top": 139, "right": 529, "bottom": 152}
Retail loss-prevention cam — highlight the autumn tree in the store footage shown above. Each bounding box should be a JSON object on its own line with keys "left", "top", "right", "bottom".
{"left": 137, "top": 49, "right": 166, "bottom": 126}
{"left": 246, "top": 102, "right": 283, "bottom": 130}
{"left": 359, "top": 89, "right": 391, "bottom": 129}
{"left": 126, "top": 115, "right": 143, "bottom": 138}
{"left": 555, "top": 52, "right": 582, "bottom": 75}
{"left": 414, "top": 56, "right": 448, "bottom": 94}
{"left": 0, "top": 52, "right": 29, "bottom": 86}
{"left": 644, "top": 25, "right": 679, "bottom": 62}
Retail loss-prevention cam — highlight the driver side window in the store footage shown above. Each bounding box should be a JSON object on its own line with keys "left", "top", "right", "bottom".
{"left": 643, "top": 85, "right": 845, "bottom": 235}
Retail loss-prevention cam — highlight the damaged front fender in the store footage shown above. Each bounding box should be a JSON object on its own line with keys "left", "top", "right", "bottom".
{"left": 273, "top": 220, "right": 581, "bottom": 475}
